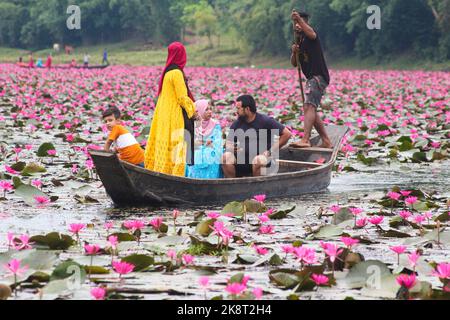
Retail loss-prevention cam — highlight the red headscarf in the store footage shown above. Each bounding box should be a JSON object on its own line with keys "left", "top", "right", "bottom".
{"left": 158, "top": 42, "right": 194, "bottom": 101}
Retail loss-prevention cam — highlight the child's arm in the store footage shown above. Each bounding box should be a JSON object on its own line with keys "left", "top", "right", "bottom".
{"left": 104, "top": 139, "right": 113, "bottom": 152}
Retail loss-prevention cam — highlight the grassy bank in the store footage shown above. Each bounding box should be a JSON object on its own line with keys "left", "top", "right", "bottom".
{"left": 1, "top": 40, "right": 448, "bottom": 70}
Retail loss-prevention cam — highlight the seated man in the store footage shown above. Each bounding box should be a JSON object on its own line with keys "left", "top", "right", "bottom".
{"left": 222, "top": 95, "right": 292, "bottom": 178}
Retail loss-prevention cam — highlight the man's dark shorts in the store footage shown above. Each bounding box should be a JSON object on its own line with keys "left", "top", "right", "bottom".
{"left": 305, "top": 75, "right": 328, "bottom": 108}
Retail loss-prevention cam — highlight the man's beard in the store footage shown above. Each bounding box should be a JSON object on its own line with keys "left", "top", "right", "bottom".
{"left": 238, "top": 114, "right": 247, "bottom": 121}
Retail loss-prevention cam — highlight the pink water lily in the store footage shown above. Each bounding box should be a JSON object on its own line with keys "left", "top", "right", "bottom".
{"left": 323, "top": 243, "right": 344, "bottom": 264}
{"left": 31, "top": 179, "right": 43, "bottom": 189}
{"left": 400, "top": 190, "right": 411, "bottom": 197}
{"left": 388, "top": 192, "right": 401, "bottom": 201}
{"left": 4, "top": 259, "right": 29, "bottom": 277}
{"left": 0, "top": 180, "right": 14, "bottom": 196}
{"left": 252, "top": 287, "right": 263, "bottom": 299}
{"left": 257, "top": 214, "right": 270, "bottom": 224}
{"left": 350, "top": 207, "right": 363, "bottom": 216}
{"left": 182, "top": 254, "right": 195, "bottom": 265}
{"left": 69, "top": 223, "right": 86, "bottom": 235}
{"left": 356, "top": 217, "right": 368, "bottom": 228}
{"left": 408, "top": 252, "right": 421, "bottom": 270}
{"left": 390, "top": 245, "right": 407, "bottom": 255}
{"left": 34, "top": 196, "right": 50, "bottom": 206}
{"left": 199, "top": 276, "right": 210, "bottom": 288}
{"left": 281, "top": 244, "right": 294, "bottom": 255}
{"left": 259, "top": 224, "right": 274, "bottom": 234}
{"left": 225, "top": 282, "right": 247, "bottom": 296}
{"left": 149, "top": 217, "right": 163, "bottom": 231}
{"left": 167, "top": 249, "right": 177, "bottom": 261}
{"left": 112, "top": 261, "right": 134, "bottom": 277}
{"left": 253, "top": 244, "right": 269, "bottom": 255}
{"left": 329, "top": 205, "right": 341, "bottom": 213}
{"left": 104, "top": 221, "right": 114, "bottom": 231}
{"left": 108, "top": 235, "right": 118, "bottom": 249}
{"left": 207, "top": 212, "right": 221, "bottom": 219}
{"left": 341, "top": 237, "right": 359, "bottom": 250}
{"left": 398, "top": 210, "right": 412, "bottom": 220}
{"left": 413, "top": 215, "right": 425, "bottom": 225}
{"left": 368, "top": 216, "right": 384, "bottom": 225}
{"left": 396, "top": 274, "right": 417, "bottom": 290}
{"left": 405, "top": 196, "right": 418, "bottom": 206}
{"left": 253, "top": 194, "right": 266, "bottom": 203}
{"left": 14, "top": 234, "right": 34, "bottom": 250}
{"left": 311, "top": 274, "right": 329, "bottom": 286}
{"left": 293, "top": 246, "right": 317, "bottom": 265}
{"left": 47, "top": 150, "right": 57, "bottom": 156}
{"left": 90, "top": 287, "right": 106, "bottom": 300}
{"left": 123, "top": 220, "right": 146, "bottom": 233}
{"left": 84, "top": 244, "right": 101, "bottom": 255}
{"left": 432, "top": 263, "right": 450, "bottom": 280}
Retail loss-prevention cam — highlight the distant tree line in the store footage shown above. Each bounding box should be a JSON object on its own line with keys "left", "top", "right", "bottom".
{"left": 0, "top": 0, "right": 448, "bottom": 61}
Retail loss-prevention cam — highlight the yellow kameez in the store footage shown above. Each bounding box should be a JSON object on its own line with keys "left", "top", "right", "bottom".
{"left": 144, "top": 69, "right": 196, "bottom": 176}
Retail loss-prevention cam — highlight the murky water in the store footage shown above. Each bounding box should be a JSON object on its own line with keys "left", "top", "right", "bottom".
{"left": 1, "top": 158, "right": 449, "bottom": 300}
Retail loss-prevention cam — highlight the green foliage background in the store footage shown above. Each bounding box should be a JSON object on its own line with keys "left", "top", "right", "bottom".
{"left": 0, "top": 0, "right": 448, "bottom": 62}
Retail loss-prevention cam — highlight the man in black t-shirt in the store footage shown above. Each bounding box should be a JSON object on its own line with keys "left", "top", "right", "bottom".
{"left": 222, "top": 95, "right": 292, "bottom": 178}
{"left": 290, "top": 11, "right": 333, "bottom": 149}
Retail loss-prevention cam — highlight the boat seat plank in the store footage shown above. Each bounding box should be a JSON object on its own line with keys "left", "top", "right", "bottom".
{"left": 277, "top": 159, "right": 323, "bottom": 167}
{"left": 288, "top": 146, "right": 333, "bottom": 153}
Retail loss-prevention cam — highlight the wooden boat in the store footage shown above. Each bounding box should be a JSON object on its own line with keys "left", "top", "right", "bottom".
{"left": 74, "top": 65, "right": 109, "bottom": 70}
{"left": 90, "top": 125, "right": 348, "bottom": 207}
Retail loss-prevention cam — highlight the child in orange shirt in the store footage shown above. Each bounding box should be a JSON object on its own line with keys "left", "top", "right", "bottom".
{"left": 102, "top": 107, "right": 145, "bottom": 167}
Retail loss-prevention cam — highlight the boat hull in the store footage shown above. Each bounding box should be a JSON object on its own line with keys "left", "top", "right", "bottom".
{"left": 90, "top": 125, "right": 347, "bottom": 207}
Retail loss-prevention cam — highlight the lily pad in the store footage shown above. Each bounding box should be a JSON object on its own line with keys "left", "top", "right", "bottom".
{"left": 333, "top": 207, "right": 354, "bottom": 225}
{"left": 196, "top": 219, "right": 215, "bottom": 237}
{"left": 312, "top": 225, "right": 344, "bottom": 239}
{"left": 14, "top": 250, "right": 58, "bottom": 271}
{"left": 14, "top": 184, "right": 47, "bottom": 206}
{"left": 340, "top": 260, "right": 391, "bottom": 289}
{"left": 21, "top": 163, "right": 46, "bottom": 176}
{"left": 121, "top": 254, "right": 154, "bottom": 271}
{"left": 37, "top": 143, "right": 56, "bottom": 157}
{"left": 221, "top": 201, "right": 244, "bottom": 218}
{"left": 109, "top": 233, "right": 136, "bottom": 242}
{"left": 269, "top": 206, "right": 296, "bottom": 220}
{"left": 243, "top": 199, "right": 267, "bottom": 213}
{"left": 30, "top": 232, "right": 75, "bottom": 250}
{"left": 51, "top": 261, "right": 87, "bottom": 282}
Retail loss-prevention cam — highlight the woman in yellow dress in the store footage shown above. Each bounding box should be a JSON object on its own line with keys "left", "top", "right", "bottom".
{"left": 144, "top": 42, "right": 196, "bottom": 177}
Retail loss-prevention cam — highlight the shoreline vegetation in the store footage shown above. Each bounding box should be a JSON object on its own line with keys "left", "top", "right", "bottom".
{"left": 1, "top": 40, "right": 449, "bottom": 71}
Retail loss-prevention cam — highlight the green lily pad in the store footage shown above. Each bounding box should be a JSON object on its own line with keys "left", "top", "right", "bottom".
{"left": 196, "top": 219, "right": 215, "bottom": 237}
{"left": 221, "top": 201, "right": 245, "bottom": 218}
{"left": 340, "top": 260, "right": 391, "bottom": 289}
{"left": 121, "top": 254, "right": 154, "bottom": 271}
{"left": 37, "top": 142, "right": 56, "bottom": 157}
{"left": 333, "top": 207, "right": 354, "bottom": 225}
{"left": 21, "top": 163, "right": 46, "bottom": 176}
{"left": 14, "top": 250, "right": 58, "bottom": 271}
{"left": 269, "top": 206, "right": 296, "bottom": 220}
{"left": 243, "top": 199, "right": 267, "bottom": 213}
{"left": 313, "top": 225, "right": 344, "bottom": 239}
{"left": 29, "top": 232, "right": 75, "bottom": 250}
{"left": 14, "top": 184, "right": 47, "bottom": 206}
{"left": 109, "top": 233, "right": 136, "bottom": 242}
{"left": 51, "top": 261, "right": 87, "bottom": 282}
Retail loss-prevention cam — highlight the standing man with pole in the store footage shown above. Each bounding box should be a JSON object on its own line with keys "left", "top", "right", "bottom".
{"left": 290, "top": 10, "right": 333, "bottom": 149}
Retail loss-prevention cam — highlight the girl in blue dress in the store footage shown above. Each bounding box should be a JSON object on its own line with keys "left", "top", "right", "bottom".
{"left": 186, "top": 100, "right": 224, "bottom": 179}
